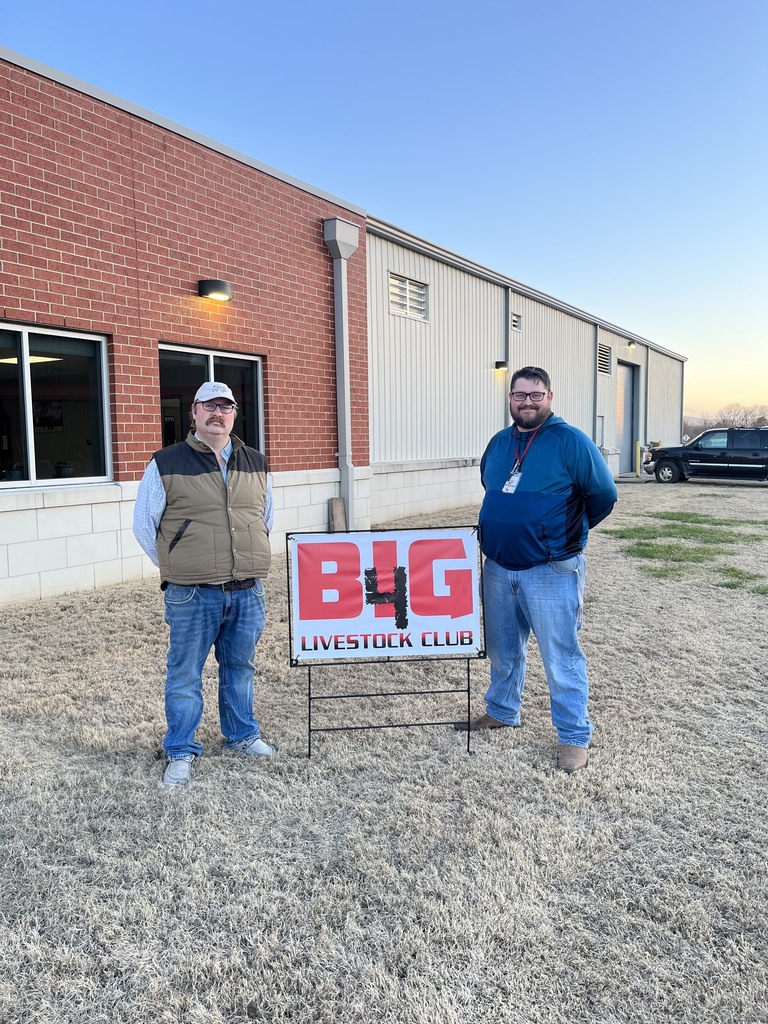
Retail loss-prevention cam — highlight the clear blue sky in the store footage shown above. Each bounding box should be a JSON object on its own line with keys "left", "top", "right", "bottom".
{"left": 2, "top": 0, "right": 766, "bottom": 415}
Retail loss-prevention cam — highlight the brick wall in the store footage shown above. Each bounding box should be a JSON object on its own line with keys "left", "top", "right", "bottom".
{"left": 0, "top": 58, "right": 369, "bottom": 479}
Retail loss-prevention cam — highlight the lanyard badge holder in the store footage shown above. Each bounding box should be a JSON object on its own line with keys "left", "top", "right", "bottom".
{"left": 502, "top": 462, "right": 522, "bottom": 493}
{"left": 502, "top": 427, "right": 540, "bottom": 494}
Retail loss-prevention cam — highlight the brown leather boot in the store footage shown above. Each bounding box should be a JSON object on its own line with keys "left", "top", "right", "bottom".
{"left": 557, "top": 744, "right": 589, "bottom": 773}
{"left": 454, "top": 712, "right": 509, "bottom": 732}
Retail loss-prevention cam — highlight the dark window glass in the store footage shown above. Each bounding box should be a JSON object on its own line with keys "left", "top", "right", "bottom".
{"left": 1, "top": 329, "right": 107, "bottom": 485}
{"left": 733, "top": 431, "right": 760, "bottom": 449}
{"left": 0, "top": 330, "right": 28, "bottom": 481}
{"left": 159, "top": 349, "right": 263, "bottom": 452}
{"left": 158, "top": 350, "right": 208, "bottom": 447}
{"left": 29, "top": 333, "right": 106, "bottom": 480}
{"left": 213, "top": 356, "right": 262, "bottom": 451}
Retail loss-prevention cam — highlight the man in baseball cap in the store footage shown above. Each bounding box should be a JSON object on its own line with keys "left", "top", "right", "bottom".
{"left": 133, "top": 381, "right": 275, "bottom": 786}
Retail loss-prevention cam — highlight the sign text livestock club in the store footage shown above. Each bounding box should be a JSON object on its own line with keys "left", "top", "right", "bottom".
{"left": 288, "top": 528, "right": 482, "bottom": 662}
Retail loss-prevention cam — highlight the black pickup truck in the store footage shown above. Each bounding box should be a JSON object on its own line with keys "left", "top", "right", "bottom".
{"left": 643, "top": 428, "right": 768, "bottom": 483}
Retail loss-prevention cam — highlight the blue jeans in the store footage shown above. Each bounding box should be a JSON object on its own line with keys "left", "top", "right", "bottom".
{"left": 482, "top": 555, "right": 592, "bottom": 747}
{"left": 163, "top": 581, "right": 266, "bottom": 759}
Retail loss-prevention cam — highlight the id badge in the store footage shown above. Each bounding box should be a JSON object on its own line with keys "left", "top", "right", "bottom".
{"left": 502, "top": 471, "right": 522, "bottom": 494}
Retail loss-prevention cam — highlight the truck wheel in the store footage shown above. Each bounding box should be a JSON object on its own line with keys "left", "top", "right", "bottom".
{"left": 655, "top": 460, "right": 681, "bottom": 483}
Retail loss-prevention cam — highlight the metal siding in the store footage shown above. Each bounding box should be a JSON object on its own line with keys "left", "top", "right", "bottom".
{"left": 368, "top": 234, "right": 686, "bottom": 467}
{"left": 647, "top": 350, "right": 684, "bottom": 445}
{"left": 595, "top": 329, "right": 627, "bottom": 449}
{"left": 511, "top": 295, "right": 595, "bottom": 434}
{"left": 596, "top": 364, "right": 615, "bottom": 445}
{"left": 368, "top": 236, "right": 507, "bottom": 463}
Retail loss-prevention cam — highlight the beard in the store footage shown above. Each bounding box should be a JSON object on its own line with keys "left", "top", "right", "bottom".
{"left": 510, "top": 405, "right": 552, "bottom": 431}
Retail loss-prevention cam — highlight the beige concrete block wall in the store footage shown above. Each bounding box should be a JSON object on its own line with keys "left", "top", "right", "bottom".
{"left": 0, "top": 483, "right": 152, "bottom": 605}
{"left": 370, "top": 460, "right": 484, "bottom": 526}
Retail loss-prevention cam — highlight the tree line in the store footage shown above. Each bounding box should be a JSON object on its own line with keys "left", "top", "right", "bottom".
{"left": 683, "top": 403, "right": 768, "bottom": 439}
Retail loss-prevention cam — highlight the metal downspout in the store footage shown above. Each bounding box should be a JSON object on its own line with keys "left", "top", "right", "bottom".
{"left": 323, "top": 217, "right": 360, "bottom": 529}
{"left": 593, "top": 323, "right": 599, "bottom": 442}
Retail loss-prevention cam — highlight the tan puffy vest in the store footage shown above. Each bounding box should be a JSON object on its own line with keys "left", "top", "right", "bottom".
{"left": 154, "top": 433, "right": 271, "bottom": 585}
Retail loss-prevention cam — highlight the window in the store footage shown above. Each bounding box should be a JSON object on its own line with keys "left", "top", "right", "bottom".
{"left": 158, "top": 345, "right": 264, "bottom": 452}
{"left": 389, "top": 274, "right": 428, "bottom": 321}
{"left": 733, "top": 431, "right": 761, "bottom": 449}
{"left": 0, "top": 325, "right": 109, "bottom": 485}
{"left": 597, "top": 344, "right": 612, "bottom": 375}
{"left": 699, "top": 431, "right": 727, "bottom": 449}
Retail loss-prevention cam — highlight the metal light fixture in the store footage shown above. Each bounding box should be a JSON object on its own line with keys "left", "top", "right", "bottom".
{"left": 495, "top": 360, "right": 509, "bottom": 370}
{"left": 197, "top": 279, "right": 232, "bottom": 302}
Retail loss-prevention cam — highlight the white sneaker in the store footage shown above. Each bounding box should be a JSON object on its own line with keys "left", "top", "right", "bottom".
{"left": 163, "top": 756, "right": 194, "bottom": 786}
{"left": 232, "top": 735, "right": 278, "bottom": 757}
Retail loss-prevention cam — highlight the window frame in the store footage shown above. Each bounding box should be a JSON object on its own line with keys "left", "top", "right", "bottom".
{"left": 158, "top": 343, "right": 266, "bottom": 454}
{"left": 0, "top": 322, "right": 111, "bottom": 488}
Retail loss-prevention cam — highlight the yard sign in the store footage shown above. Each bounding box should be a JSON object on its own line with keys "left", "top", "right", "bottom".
{"left": 288, "top": 527, "right": 482, "bottom": 664}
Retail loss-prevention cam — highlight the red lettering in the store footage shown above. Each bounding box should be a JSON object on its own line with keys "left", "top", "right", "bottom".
{"left": 297, "top": 542, "right": 363, "bottom": 620}
{"left": 409, "top": 539, "right": 473, "bottom": 619}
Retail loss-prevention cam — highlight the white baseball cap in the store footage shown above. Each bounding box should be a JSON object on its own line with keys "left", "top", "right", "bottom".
{"left": 193, "top": 381, "right": 237, "bottom": 406}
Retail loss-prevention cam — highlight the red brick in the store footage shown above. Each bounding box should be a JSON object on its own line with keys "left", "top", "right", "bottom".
{"left": 1, "top": 57, "right": 369, "bottom": 480}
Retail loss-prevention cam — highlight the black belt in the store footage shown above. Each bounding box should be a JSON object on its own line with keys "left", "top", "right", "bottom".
{"left": 196, "top": 578, "right": 256, "bottom": 592}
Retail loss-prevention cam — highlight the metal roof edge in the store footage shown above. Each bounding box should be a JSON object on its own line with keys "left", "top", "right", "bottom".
{"left": 366, "top": 216, "right": 687, "bottom": 363}
{"left": 0, "top": 46, "right": 366, "bottom": 218}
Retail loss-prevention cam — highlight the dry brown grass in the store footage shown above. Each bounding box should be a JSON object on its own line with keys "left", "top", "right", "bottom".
{"left": 1, "top": 482, "right": 766, "bottom": 1023}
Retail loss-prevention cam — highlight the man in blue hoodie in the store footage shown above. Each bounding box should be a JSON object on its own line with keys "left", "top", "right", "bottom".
{"left": 456, "top": 366, "right": 617, "bottom": 773}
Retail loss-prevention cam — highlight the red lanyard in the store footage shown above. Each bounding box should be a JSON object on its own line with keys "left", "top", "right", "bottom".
{"left": 513, "top": 427, "right": 541, "bottom": 472}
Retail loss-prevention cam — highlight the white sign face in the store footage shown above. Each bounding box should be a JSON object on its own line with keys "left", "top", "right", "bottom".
{"left": 288, "top": 527, "right": 483, "bottom": 662}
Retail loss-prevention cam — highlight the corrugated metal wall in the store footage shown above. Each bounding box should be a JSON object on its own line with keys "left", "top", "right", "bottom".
{"left": 511, "top": 295, "right": 595, "bottom": 432}
{"left": 597, "top": 328, "right": 632, "bottom": 447}
{"left": 368, "top": 236, "right": 508, "bottom": 463}
{"left": 647, "top": 349, "right": 684, "bottom": 445}
{"left": 367, "top": 226, "right": 686, "bottom": 474}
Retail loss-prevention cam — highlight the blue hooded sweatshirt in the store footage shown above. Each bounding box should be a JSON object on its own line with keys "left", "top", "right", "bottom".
{"left": 479, "top": 414, "right": 618, "bottom": 570}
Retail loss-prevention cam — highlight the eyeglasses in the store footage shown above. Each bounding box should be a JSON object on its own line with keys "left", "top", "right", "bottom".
{"left": 198, "top": 401, "right": 236, "bottom": 413}
{"left": 510, "top": 391, "right": 548, "bottom": 403}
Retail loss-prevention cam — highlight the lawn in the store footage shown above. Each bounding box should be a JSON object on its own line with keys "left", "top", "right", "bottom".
{"left": 1, "top": 482, "right": 766, "bottom": 1023}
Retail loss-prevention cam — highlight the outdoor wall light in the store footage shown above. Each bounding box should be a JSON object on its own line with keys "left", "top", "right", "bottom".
{"left": 495, "top": 360, "right": 509, "bottom": 370}
{"left": 197, "top": 279, "right": 232, "bottom": 302}
{"left": 628, "top": 340, "right": 637, "bottom": 350}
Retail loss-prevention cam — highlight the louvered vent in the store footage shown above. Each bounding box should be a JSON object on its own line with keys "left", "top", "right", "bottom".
{"left": 389, "top": 274, "right": 428, "bottom": 321}
{"left": 597, "top": 343, "right": 612, "bottom": 375}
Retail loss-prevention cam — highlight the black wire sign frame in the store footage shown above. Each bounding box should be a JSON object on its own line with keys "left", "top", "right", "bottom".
{"left": 285, "top": 525, "right": 486, "bottom": 756}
